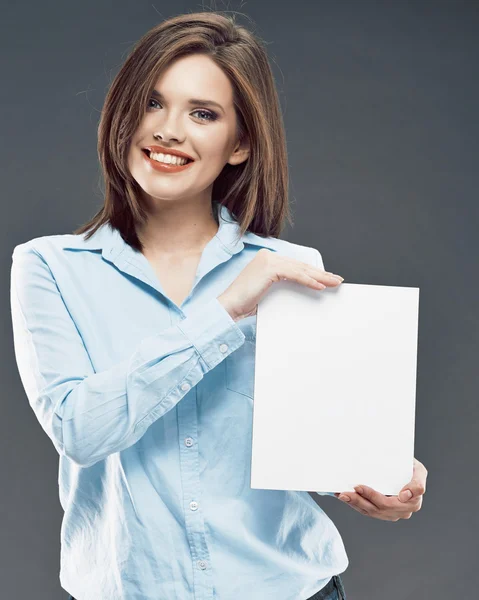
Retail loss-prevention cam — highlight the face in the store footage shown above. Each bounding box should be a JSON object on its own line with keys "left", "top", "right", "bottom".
{"left": 127, "top": 53, "right": 249, "bottom": 210}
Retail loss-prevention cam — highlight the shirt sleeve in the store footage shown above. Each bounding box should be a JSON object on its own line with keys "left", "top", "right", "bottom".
{"left": 10, "top": 244, "right": 245, "bottom": 468}
{"left": 311, "top": 247, "right": 337, "bottom": 498}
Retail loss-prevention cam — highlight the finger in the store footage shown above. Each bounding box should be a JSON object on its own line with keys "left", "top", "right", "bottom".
{"left": 338, "top": 491, "right": 377, "bottom": 515}
{"left": 285, "top": 255, "right": 344, "bottom": 281}
{"left": 305, "top": 266, "right": 344, "bottom": 287}
{"left": 281, "top": 264, "right": 342, "bottom": 290}
{"left": 387, "top": 496, "right": 419, "bottom": 515}
{"left": 399, "top": 469, "right": 427, "bottom": 502}
{"left": 399, "top": 478, "right": 426, "bottom": 502}
{"left": 277, "top": 257, "right": 344, "bottom": 288}
{"left": 395, "top": 458, "right": 428, "bottom": 502}
{"left": 413, "top": 457, "right": 428, "bottom": 476}
{"left": 295, "top": 267, "right": 343, "bottom": 289}
{"left": 279, "top": 265, "right": 342, "bottom": 292}
{"left": 354, "top": 485, "right": 389, "bottom": 509}
{"left": 398, "top": 487, "right": 413, "bottom": 502}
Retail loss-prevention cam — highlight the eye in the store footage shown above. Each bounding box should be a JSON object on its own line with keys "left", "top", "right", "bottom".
{"left": 147, "top": 99, "right": 218, "bottom": 122}
{"left": 191, "top": 109, "right": 218, "bottom": 122}
{"left": 147, "top": 98, "right": 161, "bottom": 110}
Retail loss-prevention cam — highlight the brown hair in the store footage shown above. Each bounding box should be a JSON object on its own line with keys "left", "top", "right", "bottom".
{"left": 74, "top": 10, "right": 292, "bottom": 253}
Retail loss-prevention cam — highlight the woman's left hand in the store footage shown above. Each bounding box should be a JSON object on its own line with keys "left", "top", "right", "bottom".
{"left": 334, "top": 457, "right": 428, "bottom": 521}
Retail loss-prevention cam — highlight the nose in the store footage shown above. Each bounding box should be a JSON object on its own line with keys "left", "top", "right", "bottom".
{"left": 153, "top": 110, "right": 185, "bottom": 143}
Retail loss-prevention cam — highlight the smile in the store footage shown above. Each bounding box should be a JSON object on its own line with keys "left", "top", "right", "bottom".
{"left": 141, "top": 149, "right": 194, "bottom": 173}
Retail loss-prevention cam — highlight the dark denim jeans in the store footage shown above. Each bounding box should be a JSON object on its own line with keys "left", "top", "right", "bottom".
{"left": 306, "top": 574, "right": 347, "bottom": 599}
{"left": 67, "top": 575, "right": 346, "bottom": 600}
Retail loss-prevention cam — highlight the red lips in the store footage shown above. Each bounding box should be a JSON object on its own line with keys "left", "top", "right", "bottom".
{"left": 142, "top": 145, "right": 194, "bottom": 162}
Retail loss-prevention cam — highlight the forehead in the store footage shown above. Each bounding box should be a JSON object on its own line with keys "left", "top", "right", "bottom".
{"left": 152, "top": 54, "right": 234, "bottom": 104}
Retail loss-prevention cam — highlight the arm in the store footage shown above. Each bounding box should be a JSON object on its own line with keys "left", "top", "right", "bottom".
{"left": 10, "top": 244, "right": 245, "bottom": 468}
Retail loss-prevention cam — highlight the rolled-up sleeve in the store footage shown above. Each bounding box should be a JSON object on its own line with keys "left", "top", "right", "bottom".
{"left": 10, "top": 244, "right": 245, "bottom": 468}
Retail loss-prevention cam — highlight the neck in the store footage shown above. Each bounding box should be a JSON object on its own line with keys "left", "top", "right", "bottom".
{"left": 137, "top": 200, "right": 219, "bottom": 258}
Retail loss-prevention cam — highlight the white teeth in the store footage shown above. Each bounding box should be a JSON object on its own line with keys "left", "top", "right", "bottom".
{"left": 149, "top": 152, "right": 189, "bottom": 166}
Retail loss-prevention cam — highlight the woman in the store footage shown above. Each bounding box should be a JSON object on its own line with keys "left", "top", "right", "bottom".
{"left": 10, "top": 11, "right": 349, "bottom": 600}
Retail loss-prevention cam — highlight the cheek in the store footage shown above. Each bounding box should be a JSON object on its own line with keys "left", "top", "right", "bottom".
{"left": 127, "top": 147, "right": 141, "bottom": 176}
{"left": 126, "top": 133, "right": 141, "bottom": 162}
{"left": 192, "top": 127, "right": 233, "bottom": 161}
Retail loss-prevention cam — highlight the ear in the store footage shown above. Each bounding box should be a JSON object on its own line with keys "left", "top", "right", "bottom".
{"left": 227, "top": 135, "right": 250, "bottom": 166}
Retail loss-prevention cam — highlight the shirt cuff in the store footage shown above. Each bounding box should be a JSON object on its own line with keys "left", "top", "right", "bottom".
{"left": 177, "top": 297, "right": 246, "bottom": 370}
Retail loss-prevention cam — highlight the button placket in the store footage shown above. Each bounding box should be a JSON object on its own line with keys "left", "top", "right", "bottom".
{"left": 176, "top": 378, "right": 214, "bottom": 597}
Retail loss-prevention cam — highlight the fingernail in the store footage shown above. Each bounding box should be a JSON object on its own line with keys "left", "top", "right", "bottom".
{"left": 400, "top": 490, "right": 412, "bottom": 501}
{"left": 339, "top": 495, "right": 351, "bottom": 502}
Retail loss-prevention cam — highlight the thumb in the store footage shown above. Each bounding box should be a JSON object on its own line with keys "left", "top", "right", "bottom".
{"left": 398, "top": 488, "right": 413, "bottom": 502}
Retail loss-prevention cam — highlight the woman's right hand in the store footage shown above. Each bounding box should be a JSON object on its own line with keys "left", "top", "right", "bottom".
{"left": 217, "top": 248, "right": 344, "bottom": 322}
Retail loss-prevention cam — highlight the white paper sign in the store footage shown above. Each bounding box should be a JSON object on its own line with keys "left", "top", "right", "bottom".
{"left": 250, "top": 282, "right": 419, "bottom": 496}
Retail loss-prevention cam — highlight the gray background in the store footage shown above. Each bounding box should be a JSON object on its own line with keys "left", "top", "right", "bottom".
{"left": 2, "top": 0, "right": 477, "bottom": 598}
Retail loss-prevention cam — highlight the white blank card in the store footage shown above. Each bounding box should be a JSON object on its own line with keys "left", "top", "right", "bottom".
{"left": 250, "top": 282, "right": 419, "bottom": 496}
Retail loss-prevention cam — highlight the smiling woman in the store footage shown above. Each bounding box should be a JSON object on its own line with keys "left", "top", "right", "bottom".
{"left": 73, "top": 12, "right": 292, "bottom": 254}
{"left": 10, "top": 9, "right": 349, "bottom": 600}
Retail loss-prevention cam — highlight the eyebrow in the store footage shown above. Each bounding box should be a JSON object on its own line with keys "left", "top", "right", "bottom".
{"left": 150, "top": 89, "right": 225, "bottom": 113}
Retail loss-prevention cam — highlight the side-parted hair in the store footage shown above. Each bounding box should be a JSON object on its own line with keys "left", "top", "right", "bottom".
{"left": 74, "top": 10, "right": 292, "bottom": 252}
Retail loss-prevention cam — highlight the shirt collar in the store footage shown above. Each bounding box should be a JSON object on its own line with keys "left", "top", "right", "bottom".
{"left": 61, "top": 204, "right": 278, "bottom": 258}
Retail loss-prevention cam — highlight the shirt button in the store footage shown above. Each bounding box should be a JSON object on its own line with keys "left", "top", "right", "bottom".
{"left": 181, "top": 382, "right": 190, "bottom": 392}
{"left": 189, "top": 501, "right": 198, "bottom": 511}
{"left": 197, "top": 559, "right": 208, "bottom": 570}
{"left": 219, "top": 343, "right": 228, "bottom": 353}
{"left": 184, "top": 437, "right": 193, "bottom": 447}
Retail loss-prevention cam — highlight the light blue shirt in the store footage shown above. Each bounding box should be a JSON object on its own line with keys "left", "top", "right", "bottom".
{"left": 10, "top": 203, "right": 348, "bottom": 600}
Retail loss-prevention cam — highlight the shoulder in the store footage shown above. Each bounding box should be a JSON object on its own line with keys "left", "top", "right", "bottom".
{"left": 12, "top": 233, "right": 77, "bottom": 260}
